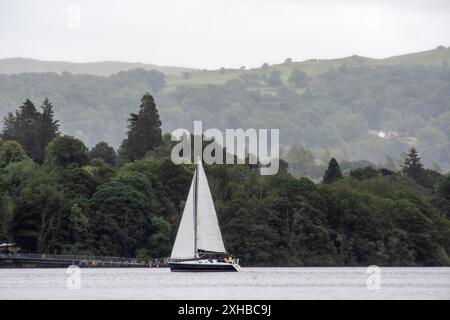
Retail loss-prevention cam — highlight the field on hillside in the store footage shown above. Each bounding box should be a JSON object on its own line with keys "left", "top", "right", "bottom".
{"left": 166, "top": 46, "right": 450, "bottom": 87}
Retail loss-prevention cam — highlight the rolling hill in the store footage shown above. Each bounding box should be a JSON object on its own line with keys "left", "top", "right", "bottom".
{"left": 0, "top": 46, "right": 449, "bottom": 174}
{"left": 0, "top": 58, "right": 196, "bottom": 76}
{"left": 2, "top": 46, "right": 449, "bottom": 81}
{"left": 166, "top": 46, "right": 450, "bottom": 87}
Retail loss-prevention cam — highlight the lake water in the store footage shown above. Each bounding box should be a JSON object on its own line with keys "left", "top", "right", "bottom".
{"left": 0, "top": 267, "right": 449, "bottom": 300}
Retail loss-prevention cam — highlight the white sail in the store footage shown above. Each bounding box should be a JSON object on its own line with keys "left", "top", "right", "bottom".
{"left": 171, "top": 162, "right": 227, "bottom": 260}
{"left": 196, "top": 163, "right": 226, "bottom": 254}
{"left": 170, "top": 174, "right": 197, "bottom": 259}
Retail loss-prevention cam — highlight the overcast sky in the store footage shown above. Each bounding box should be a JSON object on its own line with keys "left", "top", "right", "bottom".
{"left": 1, "top": 0, "right": 449, "bottom": 69}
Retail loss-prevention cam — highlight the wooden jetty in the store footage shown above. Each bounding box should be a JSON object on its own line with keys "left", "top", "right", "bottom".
{"left": 0, "top": 253, "right": 168, "bottom": 268}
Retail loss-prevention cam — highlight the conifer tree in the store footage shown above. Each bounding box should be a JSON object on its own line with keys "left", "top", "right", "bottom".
{"left": 40, "top": 98, "right": 60, "bottom": 149}
{"left": 2, "top": 99, "right": 40, "bottom": 162}
{"left": 1, "top": 98, "right": 59, "bottom": 163}
{"left": 323, "top": 158, "right": 343, "bottom": 184}
{"left": 120, "top": 93, "right": 162, "bottom": 161}
{"left": 402, "top": 148, "right": 424, "bottom": 182}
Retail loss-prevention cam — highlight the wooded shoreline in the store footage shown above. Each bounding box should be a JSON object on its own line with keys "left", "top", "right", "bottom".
{"left": 1, "top": 93, "right": 449, "bottom": 267}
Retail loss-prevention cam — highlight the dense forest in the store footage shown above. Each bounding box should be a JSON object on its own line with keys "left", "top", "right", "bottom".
{"left": 1, "top": 47, "right": 449, "bottom": 180}
{"left": 0, "top": 94, "right": 449, "bottom": 266}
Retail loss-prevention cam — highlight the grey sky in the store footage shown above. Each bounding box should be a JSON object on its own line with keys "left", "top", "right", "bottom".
{"left": 1, "top": 0, "right": 449, "bottom": 69}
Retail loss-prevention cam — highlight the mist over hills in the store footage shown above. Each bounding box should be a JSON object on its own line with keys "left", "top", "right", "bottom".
{"left": 0, "top": 46, "right": 449, "bottom": 176}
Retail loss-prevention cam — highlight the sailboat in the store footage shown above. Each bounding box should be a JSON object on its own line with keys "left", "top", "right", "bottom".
{"left": 169, "top": 160, "right": 241, "bottom": 272}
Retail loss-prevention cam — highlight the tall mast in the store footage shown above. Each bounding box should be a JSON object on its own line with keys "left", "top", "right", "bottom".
{"left": 193, "top": 160, "right": 199, "bottom": 259}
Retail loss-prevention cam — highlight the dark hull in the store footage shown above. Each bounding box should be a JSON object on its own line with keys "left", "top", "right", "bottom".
{"left": 169, "top": 262, "right": 239, "bottom": 272}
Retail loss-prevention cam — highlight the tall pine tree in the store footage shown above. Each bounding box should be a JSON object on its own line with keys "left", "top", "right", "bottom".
{"left": 40, "top": 98, "right": 60, "bottom": 150}
{"left": 2, "top": 99, "right": 41, "bottom": 162}
{"left": 1, "top": 98, "right": 59, "bottom": 164}
{"left": 323, "top": 158, "right": 343, "bottom": 184}
{"left": 403, "top": 148, "right": 424, "bottom": 183}
{"left": 120, "top": 93, "right": 162, "bottom": 161}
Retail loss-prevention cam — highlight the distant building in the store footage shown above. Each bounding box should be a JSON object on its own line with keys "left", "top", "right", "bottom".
{"left": 369, "top": 130, "right": 399, "bottom": 139}
{"left": 369, "top": 130, "right": 416, "bottom": 145}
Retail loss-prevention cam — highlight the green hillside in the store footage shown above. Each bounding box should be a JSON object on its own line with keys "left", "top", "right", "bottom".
{"left": 3, "top": 47, "right": 449, "bottom": 86}
{"left": 0, "top": 58, "right": 195, "bottom": 76}
{"left": 381, "top": 46, "right": 450, "bottom": 66}
{"left": 166, "top": 46, "right": 450, "bottom": 87}
{"left": 0, "top": 46, "right": 449, "bottom": 177}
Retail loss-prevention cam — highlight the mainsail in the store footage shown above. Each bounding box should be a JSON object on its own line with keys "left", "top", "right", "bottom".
{"left": 196, "top": 163, "right": 226, "bottom": 254}
{"left": 170, "top": 162, "right": 226, "bottom": 260}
